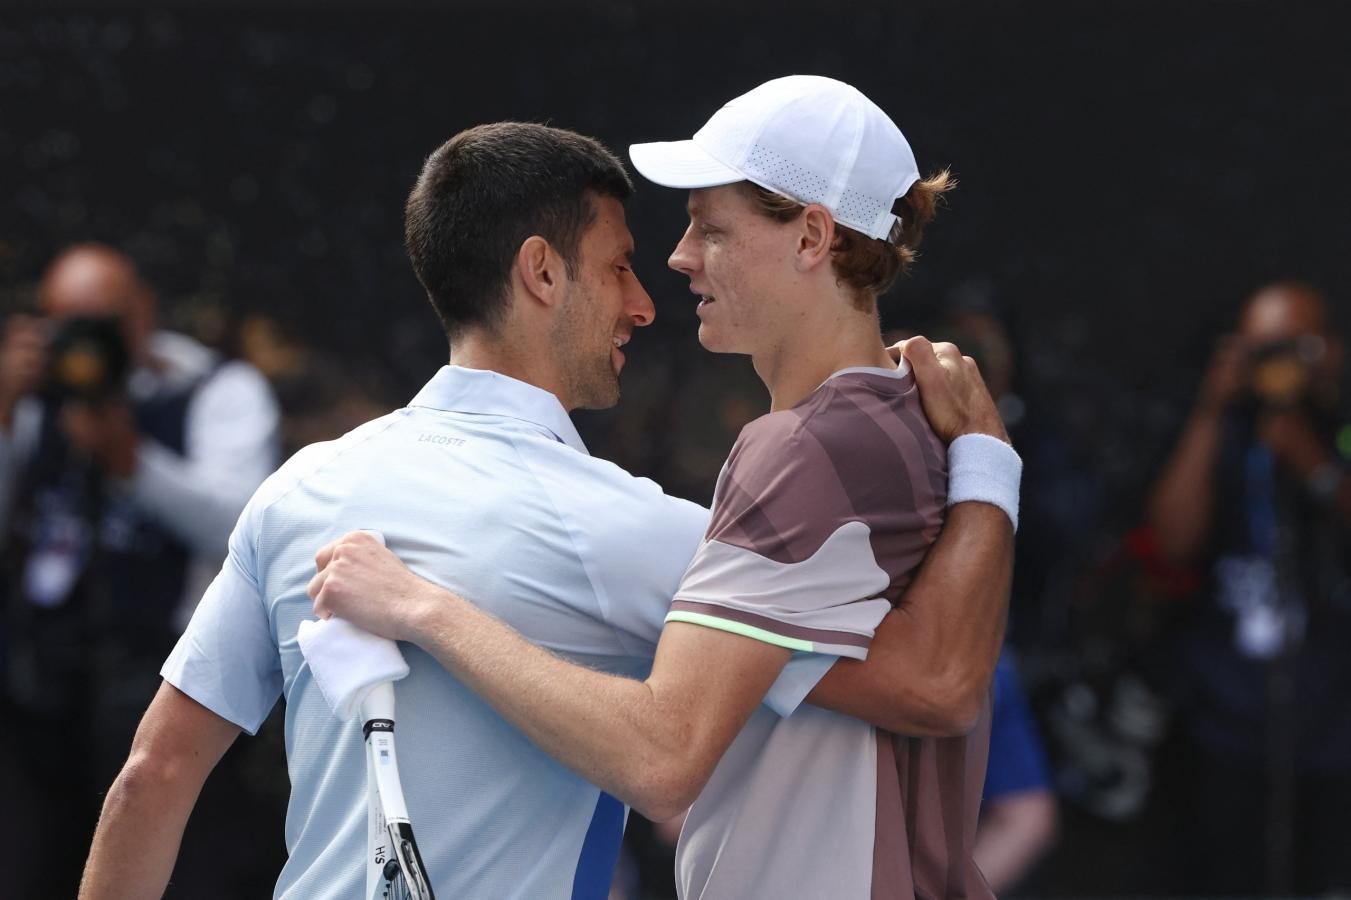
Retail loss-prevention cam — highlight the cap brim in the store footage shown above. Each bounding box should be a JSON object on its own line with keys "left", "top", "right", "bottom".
{"left": 629, "top": 140, "right": 744, "bottom": 189}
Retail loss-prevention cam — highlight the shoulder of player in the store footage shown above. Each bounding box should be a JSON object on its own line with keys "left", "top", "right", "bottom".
{"left": 516, "top": 432, "right": 709, "bottom": 535}
{"left": 249, "top": 411, "right": 408, "bottom": 518}
{"left": 728, "top": 406, "right": 811, "bottom": 464}
{"left": 728, "top": 383, "right": 917, "bottom": 478}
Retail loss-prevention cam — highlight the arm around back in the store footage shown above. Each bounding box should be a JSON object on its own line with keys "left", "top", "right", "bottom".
{"left": 310, "top": 539, "right": 790, "bottom": 824}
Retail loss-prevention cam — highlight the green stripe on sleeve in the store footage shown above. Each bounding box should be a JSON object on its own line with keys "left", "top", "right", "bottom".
{"left": 664, "top": 610, "right": 815, "bottom": 653}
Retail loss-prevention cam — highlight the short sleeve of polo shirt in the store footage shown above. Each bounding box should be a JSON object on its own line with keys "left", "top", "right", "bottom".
{"left": 161, "top": 495, "right": 282, "bottom": 735}
{"left": 665, "top": 413, "right": 893, "bottom": 662}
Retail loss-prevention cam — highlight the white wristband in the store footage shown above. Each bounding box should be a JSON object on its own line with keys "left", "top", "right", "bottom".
{"left": 947, "top": 433, "right": 1022, "bottom": 531}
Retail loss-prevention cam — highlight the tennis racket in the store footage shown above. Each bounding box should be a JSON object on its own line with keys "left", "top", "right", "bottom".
{"left": 362, "top": 680, "right": 435, "bottom": 900}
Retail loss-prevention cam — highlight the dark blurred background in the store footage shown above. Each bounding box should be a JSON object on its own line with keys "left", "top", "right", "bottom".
{"left": 2, "top": 0, "right": 1349, "bottom": 895}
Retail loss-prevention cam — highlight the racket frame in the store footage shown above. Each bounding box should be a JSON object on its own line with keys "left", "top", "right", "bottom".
{"left": 362, "top": 681, "right": 435, "bottom": 900}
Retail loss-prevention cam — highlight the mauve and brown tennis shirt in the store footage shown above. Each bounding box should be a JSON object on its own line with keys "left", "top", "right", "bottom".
{"left": 667, "top": 366, "right": 994, "bottom": 900}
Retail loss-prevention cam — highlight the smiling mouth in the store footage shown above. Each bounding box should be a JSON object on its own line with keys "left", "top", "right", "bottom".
{"left": 697, "top": 295, "right": 716, "bottom": 309}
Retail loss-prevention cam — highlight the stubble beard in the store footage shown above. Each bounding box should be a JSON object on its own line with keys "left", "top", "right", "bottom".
{"left": 555, "top": 282, "right": 621, "bottom": 411}
{"left": 570, "top": 351, "right": 620, "bottom": 410}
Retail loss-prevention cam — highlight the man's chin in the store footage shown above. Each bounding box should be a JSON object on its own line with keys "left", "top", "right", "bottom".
{"left": 574, "top": 374, "right": 622, "bottom": 411}
{"left": 696, "top": 323, "right": 742, "bottom": 355}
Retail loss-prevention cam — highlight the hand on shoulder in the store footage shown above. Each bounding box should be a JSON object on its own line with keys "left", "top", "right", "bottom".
{"left": 891, "top": 336, "right": 1010, "bottom": 445}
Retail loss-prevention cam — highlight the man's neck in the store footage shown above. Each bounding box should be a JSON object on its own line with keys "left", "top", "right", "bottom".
{"left": 449, "top": 331, "right": 573, "bottom": 411}
{"left": 752, "top": 297, "right": 892, "bottom": 412}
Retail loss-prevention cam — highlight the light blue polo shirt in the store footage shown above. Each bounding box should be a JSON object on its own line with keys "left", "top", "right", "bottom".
{"left": 163, "top": 365, "right": 712, "bottom": 899}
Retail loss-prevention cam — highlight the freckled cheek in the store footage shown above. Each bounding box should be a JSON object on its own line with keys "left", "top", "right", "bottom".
{"left": 719, "top": 272, "right": 757, "bottom": 326}
{"left": 711, "top": 240, "right": 750, "bottom": 288}
{"left": 725, "top": 241, "right": 771, "bottom": 305}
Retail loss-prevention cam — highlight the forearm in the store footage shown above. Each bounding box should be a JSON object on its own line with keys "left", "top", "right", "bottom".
{"left": 405, "top": 586, "right": 697, "bottom": 819}
{"left": 807, "top": 502, "right": 1013, "bottom": 735}
{"left": 1147, "top": 407, "right": 1223, "bottom": 562}
{"left": 79, "top": 754, "right": 206, "bottom": 898}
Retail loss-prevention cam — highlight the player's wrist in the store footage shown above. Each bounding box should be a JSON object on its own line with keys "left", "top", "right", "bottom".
{"left": 403, "top": 578, "right": 467, "bottom": 646}
{"left": 947, "top": 433, "right": 1022, "bottom": 531}
{"left": 399, "top": 580, "right": 442, "bottom": 643}
{"left": 954, "top": 417, "right": 1011, "bottom": 445}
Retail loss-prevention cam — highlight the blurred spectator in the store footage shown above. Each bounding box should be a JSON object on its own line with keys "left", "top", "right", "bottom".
{"left": 976, "top": 654, "right": 1059, "bottom": 893}
{"left": 0, "top": 243, "right": 280, "bottom": 896}
{"left": 1145, "top": 281, "right": 1351, "bottom": 893}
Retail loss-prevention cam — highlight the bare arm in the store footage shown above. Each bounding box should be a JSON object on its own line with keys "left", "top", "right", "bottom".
{"left": 1146, "top": 405, "right": 1227, "bottom": 563}
{"left": 806, "top": 337, "right": 1015, "bottom": 736}
{"left": 1146, "top": 337, "right": 1244, "bottom": 563}
{"left": 310, "top": 544, "right": 789, "bottom": 822}
{"left": 80, "top": 682, "right": 241, "bottom": 899}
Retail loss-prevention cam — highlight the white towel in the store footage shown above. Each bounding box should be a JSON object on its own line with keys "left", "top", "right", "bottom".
{"left": 297, "top": 617, "right": 410, "bottom": 721}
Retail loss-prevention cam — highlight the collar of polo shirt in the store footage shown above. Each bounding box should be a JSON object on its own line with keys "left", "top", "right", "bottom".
{"left": 409, "top": 366, "right": 589, "bottom": 455}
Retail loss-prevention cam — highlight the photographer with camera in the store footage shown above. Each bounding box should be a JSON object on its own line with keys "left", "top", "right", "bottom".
{"left": 1147, "top": 281, "right": 1351, "bottom": 893}
{"left": 0, "top": 243, "right": 280, "bottom": 896}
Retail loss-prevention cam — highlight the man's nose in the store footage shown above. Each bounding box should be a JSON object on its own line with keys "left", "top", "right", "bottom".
{"left": 668, "top": 225, "right": 699, "bottom": 275}
{"left": 627, "top": 278, "right": 655, "bottom": 327}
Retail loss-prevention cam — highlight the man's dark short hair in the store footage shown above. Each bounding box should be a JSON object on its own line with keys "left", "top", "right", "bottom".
{"left": 405, "top": 122, "right": 633, "bottom": 340}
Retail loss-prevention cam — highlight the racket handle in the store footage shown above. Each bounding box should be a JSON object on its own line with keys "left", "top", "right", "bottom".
{"left": 360, "top": 680, "right": 397, "bottom": 725}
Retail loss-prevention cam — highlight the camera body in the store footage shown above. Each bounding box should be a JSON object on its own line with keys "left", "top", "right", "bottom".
{"left": 44, "top": 315, "right": 131, "bottom": 405}
{"left": 1245, "top": 335, "right": 1327, "bottom": 409}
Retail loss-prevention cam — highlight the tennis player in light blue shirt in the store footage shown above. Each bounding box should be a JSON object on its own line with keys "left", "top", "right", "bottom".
{"left": 165, "top": 364, "right": 709, "bottom": 898}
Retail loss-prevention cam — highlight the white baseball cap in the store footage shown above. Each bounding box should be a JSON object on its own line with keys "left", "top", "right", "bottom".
{"left": 629, "top": 75, "right": 920, "bottom": 241}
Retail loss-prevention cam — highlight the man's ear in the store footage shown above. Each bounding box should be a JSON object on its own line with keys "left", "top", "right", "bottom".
{"left": 515, "top": 236, "right": 568, "bottom": 308}
{"left": 796, "top": 204, "right": 836, "bottom": 273}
